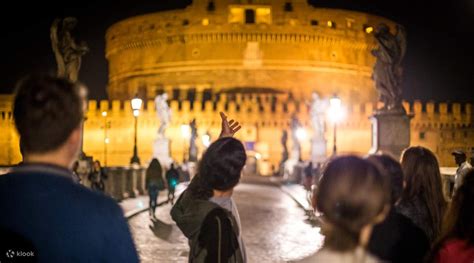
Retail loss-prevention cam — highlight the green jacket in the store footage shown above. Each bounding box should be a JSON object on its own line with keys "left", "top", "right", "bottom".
{"left": 170, "top": 190, "right": 243, "bottom": 263}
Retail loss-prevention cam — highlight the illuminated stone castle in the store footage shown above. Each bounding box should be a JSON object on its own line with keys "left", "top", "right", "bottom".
{"left": 0, "top": 0, "right": 473, "bottom": 171}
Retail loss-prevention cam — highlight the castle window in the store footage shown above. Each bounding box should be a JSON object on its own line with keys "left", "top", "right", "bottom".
{"left": 327, "top": 21, "right": 336, "bottom": 28}
{"left": 284, "top": 2, "right": 293, "bottom": 12}
{"left": 419, "top": 132, "right": 426, "bottom": 140}
{"left": 464, "top": 131, "right": 468, "bottom": 138}
{"left": 310, "top": 19, "right": 318, "bottom": 26}
{"left": 207, "top": 1, "right": 215, "bottom": 11}
{"left": 346, "top": 18, "right": 355, "bottom": 28}
{"left": 256, "top": 7, "right": 271, "bottom": 24}
{"left": 245, "top": 9, "right": 256, "bottom": 24}
{"left": 182, "top": 19, "right": 189, "bottom": 26}
{"left": 229, "top": 7, "right": 244, "bottom": 23}
{"left": 229, "top": 6, "right": 271, "bottom": 24}
{"left": 363, "top": 25, "right": 374, "bottom": 33}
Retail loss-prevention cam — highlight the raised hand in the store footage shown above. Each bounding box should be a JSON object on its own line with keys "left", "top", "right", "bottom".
{"left": 219, "top": 112, "right": 241, "bottom": 138}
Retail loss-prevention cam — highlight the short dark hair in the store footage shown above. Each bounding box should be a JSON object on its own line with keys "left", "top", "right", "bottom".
{"left": 188, "top": 137, "right": 246, "bottom": 199}
{"left": 367, "top": 154, "right": 404, "bottom": 205}
{"left": 200, "top": 137, "right": 246, "bottom": 191}
{"left": 13, "top": 75, "right": 84, "bottom": 154}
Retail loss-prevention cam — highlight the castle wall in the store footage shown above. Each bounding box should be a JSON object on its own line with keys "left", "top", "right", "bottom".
{"left": 1, "top": 96, "right": 472, "bottom": 170}
{"left": 105, "top": 0, "right": 396, "bottom": 102}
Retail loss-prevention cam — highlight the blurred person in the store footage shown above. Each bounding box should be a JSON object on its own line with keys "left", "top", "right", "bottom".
{"left": 429, "top": 170, "right": 474, "bottom": 263}
{"left": 452, "top": 150, "right": 472, "bottom": 194}
{"left": 146, "top": 158, "right": 165, "bottom": 219}
{"left": 298, "top": 156, "right": 390, "bottom": 262}
{"left": 0, "top": 75, "right": 138, "bottom": 262}
{"left": 171, "top": 112, "right": 247, "bottom": 263}
{"left": 367, "top": 154, "right": 429, "bottom": 262}
{"left": 166, "top": 163, "right": 180, "bottom": 204}
{"left": 89, "top": 160, "right": 107, "bottom": 191}
{"left": 398, "top": 146, "right": 447, "bottom": 244}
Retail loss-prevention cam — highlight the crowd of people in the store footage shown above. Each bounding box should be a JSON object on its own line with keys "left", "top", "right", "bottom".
{"left": 0, "top": 75, "right": 473, "bottom": 263}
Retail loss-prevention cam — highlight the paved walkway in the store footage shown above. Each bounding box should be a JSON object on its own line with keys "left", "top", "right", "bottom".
{"left": 119, "top": 183, "right": 188, "bottom": 218}
{"left": 128, "top": 183, "right": 323, "bottom": 263}
{"left": 119, "top": 177, "right": 316, "bottom": 221}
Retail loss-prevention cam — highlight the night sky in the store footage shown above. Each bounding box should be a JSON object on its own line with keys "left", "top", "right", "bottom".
{"left": 1, "top": 0, "right": 473, "bottom": 102}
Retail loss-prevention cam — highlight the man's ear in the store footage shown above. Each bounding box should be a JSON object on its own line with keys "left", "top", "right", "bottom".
{"left": 67, "top": 125, "right": 83, "bottom": 157}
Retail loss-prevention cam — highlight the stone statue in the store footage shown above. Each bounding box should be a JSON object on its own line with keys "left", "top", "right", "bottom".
{"left": 309, "top": 92, "right": 328, "bottom": 140}
{"left": 50, "top": 17, "right": 89, "bottom": 82}
{"left": 281, "top": 130, "right": 289, "bottom": 162}
{"left": 155, "top": 93, "right": 171, "bottom": 137}
{"left": 290, "top": 114, "right": 302, "bottom": 160}
{"left": 371, "top": 23, "right": 407, "bottom": 113}
{"left": 189, "top": 119, "right": 198, "bottom": 162}
{"left": 279, "top": 130, "right": 289, "bottom": 177}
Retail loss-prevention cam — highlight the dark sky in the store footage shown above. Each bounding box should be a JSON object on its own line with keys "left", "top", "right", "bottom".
{"left": 1, "top": 0, "right": 473, "bottom": 102}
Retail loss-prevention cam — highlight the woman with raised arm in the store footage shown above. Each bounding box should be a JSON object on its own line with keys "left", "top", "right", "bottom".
{"left": 171, "top": 112, "right": 247, "bottom": 263}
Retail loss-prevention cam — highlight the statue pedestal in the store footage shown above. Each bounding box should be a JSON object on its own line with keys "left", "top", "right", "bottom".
{"left": 369, "top": 112, "right": 412, "bottom": 159}
{"left": 153, "top": 137, "right": 173, "bottom": 168}
{"left": 311, "top": 138, "right": 327, "bottom": 164}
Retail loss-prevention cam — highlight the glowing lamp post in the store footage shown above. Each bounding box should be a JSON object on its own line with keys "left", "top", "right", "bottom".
{"left": 180, "top": 124, "right": 191, "bottom": 162}
{"left": 130, "top": 95, "right": 142, "bottom": 165}
{"left": 295, "top": 127, "right": 307, "bottom": 142}
{"left": 102, "top": 111, "right": 109, "bottom": 167}
{"left": 328, "top": 95, "right": 343, "bottom": 155}
{"left": 201, "top": 132, "right": 211, "bottom": 148}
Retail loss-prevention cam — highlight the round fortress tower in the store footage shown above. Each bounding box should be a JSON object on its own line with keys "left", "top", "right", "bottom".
{"left": 106, "top": 0, "right": 397, "bottom": 102}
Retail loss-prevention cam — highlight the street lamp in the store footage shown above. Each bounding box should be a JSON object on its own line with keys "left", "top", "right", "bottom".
{"left": 102, "top": 111, "right": 109, "bottom": 167}
{"left": 130, "top": 95, "right": 142, "bottom": 165}
{"left": 201, "top": 132, "right": 211, "bottom": 148}
{"left": 295, "top": 127, "right": 307, "bottom": 141}
{"left": 180, "top": 124, "right": 191, "bottom": 162}
{"left": 328, "top": 95, "right": 343, "bottom": 155}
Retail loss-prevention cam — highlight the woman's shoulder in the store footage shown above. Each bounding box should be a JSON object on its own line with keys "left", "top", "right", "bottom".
{"left": 203, "top": 206, "right": 233, "bottom": 223}
{"left": 440, "top": 238, "right": 474, "bottom": 252}
{"left": 435, "top": 239, "right": 474, "bottom": 263}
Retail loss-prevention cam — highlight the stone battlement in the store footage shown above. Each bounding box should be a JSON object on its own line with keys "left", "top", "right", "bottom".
{"left": 1, "top": 99, "right": 472, "bottom": 128}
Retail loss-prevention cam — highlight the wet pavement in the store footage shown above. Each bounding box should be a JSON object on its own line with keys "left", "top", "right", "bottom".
{"left": 128, "top": 183, "right": 324, "bottom": 263}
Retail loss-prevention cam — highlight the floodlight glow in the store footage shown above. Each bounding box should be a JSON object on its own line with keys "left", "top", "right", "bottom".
{"left": 181, "top": 124, "right": 191, "bottom": 139}
{"left": 328, "top": 95, "right": 344, "bottom": 123}
{"left": 295, "top": 128, "right": 307, "bottom": 141}
{"left": 202, "top": 134, "right": 211, "bottom": 147}
{"left": 131, "top": 96, "right": 143, "bottom": 111}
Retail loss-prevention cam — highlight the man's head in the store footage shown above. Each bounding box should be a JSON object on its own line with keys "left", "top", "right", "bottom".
{"left": 452, "top": 150, "right": 467, "bottom": 166}
{"left": 13, "top": 75, "right": 85, "bottom": 168}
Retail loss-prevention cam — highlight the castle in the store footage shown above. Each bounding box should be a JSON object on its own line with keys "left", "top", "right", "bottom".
{"left": 1, "top": 0, "right": 473, "bottom": 171}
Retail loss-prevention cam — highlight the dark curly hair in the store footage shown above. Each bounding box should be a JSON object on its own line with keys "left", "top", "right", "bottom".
{"left": 187, "top": 137, "right": 246, "bottom": 200}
